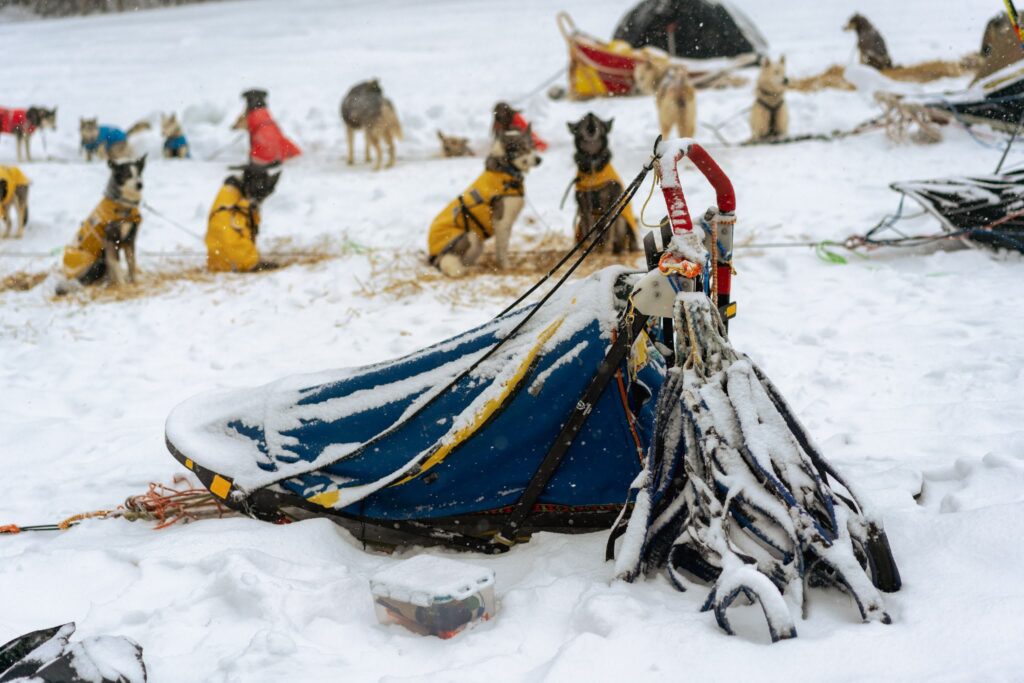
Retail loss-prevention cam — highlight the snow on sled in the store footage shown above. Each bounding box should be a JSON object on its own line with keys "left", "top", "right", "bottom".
{"left": 929, "top": 60, "right": 1024, "bottom": 132}
{"left": 167, "top": 137, "right": 901, "bottom": 641}
{"left": 166, "top": 267, "right": 665, "bottom": 549}
{"left": 891, "top": 169, "right": 1024, "bottom": 253}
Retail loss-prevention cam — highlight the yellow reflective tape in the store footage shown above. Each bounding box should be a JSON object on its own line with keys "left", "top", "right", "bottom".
{"left": 391, "top": 317, "right": 565, "bottom": 486}
{"left": 305, "top": 317, "right": 565, "bottom": 507}
{"left": 184, "top": 458, "right": 194, "bottom": 470}
{"left": 309, "top": 489, "right": 339, "bottom": 508}
{"left": 724, "top": 302, "right": 737, "bottom": 319}
{"left": 210, "top": 474, "right": 232, "bottom": 500}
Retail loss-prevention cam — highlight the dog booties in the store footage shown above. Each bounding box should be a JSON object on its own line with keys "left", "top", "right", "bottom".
{"left": 427, "top": 169, "right": 524, "bottom": 258}
{"left": 62, "top": 198, "right": 141, "bottom": 281}
{"left": 206, "top": 183, "right": 262, "bottom": 272}
{"left": 81, "top": 126, "right": 127, "bottom": 153}
{"left": 574, "top": 162, "right": 638, "bottom": 236}
{"left": 0, "top": 165, "right": 29, "bottom": 209}
{"left": 246, "top": 108, "right": 301, "bottom": 164}
{"left": 0, "top": 108, "right": 33, "bottom": 135}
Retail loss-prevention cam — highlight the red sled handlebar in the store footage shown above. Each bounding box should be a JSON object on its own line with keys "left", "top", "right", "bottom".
{"left": 656, "top": 139, "right": 735, "bottom": 236}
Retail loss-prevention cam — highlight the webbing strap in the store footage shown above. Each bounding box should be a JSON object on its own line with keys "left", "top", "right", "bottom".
{"left": 491, "top": 309, "right": 649, "bottom": 551}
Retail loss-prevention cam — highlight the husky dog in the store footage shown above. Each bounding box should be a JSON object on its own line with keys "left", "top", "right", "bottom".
{"left": 206, "top": 163, "right": 282, "bottom": 273}
{"left": 655, "top": 65, "right": 697, "bottom": 141}
{"left": 750, "top": 57, "right": 789, "bottom": 141}
{"left": 0, "top": 165, "right": 30, "bottom": 238}
{"left": 60, "top": 156, "right": 146, "bottom": 290}
{"left": 427, "top": 128, "right": 541, "bottom": 277}
{"left": 845, "top": 14, "right": 894, "bottom": 71}
{"left": 160, "top": 113, "right": 190, "bottom": 159}
{"left": 0, "top": 106, "right": 56, "bottom": 162}
{"left": 568, "top": 113, "right": 637, "bottom": 254}
{"left": 233, "top": 89, "right": 301, "bottom": 165}
{"left": 340, "top": 79, "right": 402, "bottom": 170}
{"left": 492, "top": 102, "right": 548, "bottom": 151}
{"left": 79, "top": 118, "right": 151, "bottom": 161}
{"left": 437, "top": 130, "right": 473, "bottom": 157}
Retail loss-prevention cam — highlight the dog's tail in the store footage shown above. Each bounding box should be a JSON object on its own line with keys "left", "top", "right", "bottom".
{"left": 383, "top": 100, "right": 403, "bottom": 140}
{"left": 126, "top": 120, "right": 152, "bottom": 137}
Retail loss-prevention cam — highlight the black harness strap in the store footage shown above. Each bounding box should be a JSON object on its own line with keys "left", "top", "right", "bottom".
{"left": 491, "top": 308, "right": 650, "bottom": 551}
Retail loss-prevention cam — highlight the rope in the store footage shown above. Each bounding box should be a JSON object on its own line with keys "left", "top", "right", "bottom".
{"left": 511, "top": 66, "right": 568, "bottom": 106}
{"left": 0, "top": 478, "right": 238, "bottom": 535}
{"left": 141, "top": 201, "right": 205, "bottom": 242}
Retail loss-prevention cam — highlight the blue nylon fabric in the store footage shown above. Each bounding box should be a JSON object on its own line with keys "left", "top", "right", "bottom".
{"left": 82, "top": 126, "right": 127, "bottom": 152}
{"left": 271, "top": 318, "right": 662, "bottom": 519}
{"left": 163, "top": 135, "right": 189, "bottom": 155}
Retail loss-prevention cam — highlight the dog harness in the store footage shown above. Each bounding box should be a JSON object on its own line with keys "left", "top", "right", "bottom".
{"left": 427, "top": 169, "right": 524, "bottom": 258}
{"left": 755, "top": 88, "right": 785, "bottom": 138}
{"left": 246, "top": 108, "right": 301, "bottom": 164}
{"left": 574, "top": 162, "right": 638, "bottom": 236}
{"left": 0, "top": 108, "right": 33, "bottom": 135}
{"left": 81, "top": 126, "right": 127, "bottom": 153}
{"left": 62, "top": 197, "right": 141, "bottom": 281}
{"left": 163, "top": 134, "right": 190, "bottom": 157}
{"left": 206, "top": 183, "right": 262, "bottom": 272}
{"left": 0, "top": 166, "right": 28, "bottom": 210}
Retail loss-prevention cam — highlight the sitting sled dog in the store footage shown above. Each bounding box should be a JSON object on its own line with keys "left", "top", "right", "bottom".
{"left": 427, "top": 128, "right": 541, "bottom": 277}
{"left": 341, "top": 79, "right": 403, "bottom": 170}
{"left": 233, "top": 89, "right": 302, "bottom": 165}
{"left": 569, "top": 113, "right": 638, "bottom": 254}
{"left": 750, "top": 57, "right": 789, "bottom": 141}
{"left": 845, "top": 13, "right": 894, "bottom": 71}
{"left": 0, "top": 106, "right": 57, "bottom": 162}
{"left": 79, "top": 118, "right": 151, "bottom": 161}
{"left": 60, "top": 156, "right": 146, "bottom": 291}
{"left": 0, "top": 165, "right": 30, "bottom": 239}
{"left": 160, "top": 112, "right": 190, "bottom": 159}
{"left": 206, "top": 164, "right": 282, "bottom": 273}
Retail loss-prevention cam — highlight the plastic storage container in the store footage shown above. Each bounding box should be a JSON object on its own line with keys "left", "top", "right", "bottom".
{"left": 370, "top": 555, "right": 496, "bottom": 639}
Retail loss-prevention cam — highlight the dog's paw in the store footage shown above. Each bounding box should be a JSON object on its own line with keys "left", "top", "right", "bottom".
{"left": 438, "top": 254, "right": 466, "bottom": 278}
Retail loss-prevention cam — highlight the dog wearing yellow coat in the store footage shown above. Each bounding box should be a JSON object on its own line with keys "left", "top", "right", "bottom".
{"left": 568, "top": 113, "right": 638, "bottom": 254}
{"left": 0, "top": 165, "right": 30, "bottom": 239}
{"left": 206, "top": 164, "right": 282, "bottom": 273}
{"left": 60, "top": 157, "right": 145, "bottom": 290}
{"left": 427, "top": 128, "right": 541, "bottom": 277}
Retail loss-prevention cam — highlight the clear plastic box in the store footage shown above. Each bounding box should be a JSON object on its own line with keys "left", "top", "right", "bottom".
{"left": 370, "top": 555, "right": 496, "bottom": 639}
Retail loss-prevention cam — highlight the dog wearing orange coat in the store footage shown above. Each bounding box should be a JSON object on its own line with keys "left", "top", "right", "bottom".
{"left": 232, "top": 89, "right": 301, "bottom": 165}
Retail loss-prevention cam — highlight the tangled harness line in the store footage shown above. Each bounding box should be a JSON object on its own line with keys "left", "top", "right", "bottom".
{"left": 608, "top": 138, "right": 901, "bottom": 642}
{"left": 0, "top": 478, "right": 237, "bottom": 534}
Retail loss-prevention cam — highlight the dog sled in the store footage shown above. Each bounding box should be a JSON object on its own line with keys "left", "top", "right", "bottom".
{"left": 886, "top": 169, "right": 1024, "bottom": 253}
{"left": 556, "top": 12, "right": 759, "bottom": 100}
{"left": 167, "top": 138, "right": 900, "bottom": 641}
{"left": 929, "top": 61, "right": 1024, "bottom": 132}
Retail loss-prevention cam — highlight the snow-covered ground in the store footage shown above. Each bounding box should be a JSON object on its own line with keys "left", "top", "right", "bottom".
{"left": 2, "top": 0, "right": 1023, "bottom": 680}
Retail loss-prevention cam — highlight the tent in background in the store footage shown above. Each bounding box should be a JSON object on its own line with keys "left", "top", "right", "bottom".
{"left": 613, "top": 0, "right": 768, "bottom": 59}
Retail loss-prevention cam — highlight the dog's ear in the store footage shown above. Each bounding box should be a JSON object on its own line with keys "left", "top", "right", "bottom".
{"left": 107, "top": 158, "right": 117, "bottom": 170}
{"left": 268, "top": 171, "right": 282, "bottom": 192}
{"left": 604, "top": 117, "right": 614, "bottom": 132}
{"left": 779, "top": 54, "right": 786, "bottom": 67}
{"left": 437, "top": 130, "right": 445, "bottom": 142}
{"left": 567, "top": 120, "right": 578, "bottom": 134}
{"left": 136, "top": 154, "right": 147, "bottom": 173}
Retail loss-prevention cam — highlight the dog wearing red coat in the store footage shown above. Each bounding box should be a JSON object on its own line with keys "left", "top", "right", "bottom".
{"left": 232, "top": 89, "right": 301, "bottom": 165}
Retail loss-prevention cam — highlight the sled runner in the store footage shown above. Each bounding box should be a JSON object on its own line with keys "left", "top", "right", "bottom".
{"left": 556, "top": 12, "right": 758, "bottom": 100}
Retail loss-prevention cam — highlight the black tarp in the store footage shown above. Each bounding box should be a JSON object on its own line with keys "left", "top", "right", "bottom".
{"left": 613, "top": 0, "right": 768, "bottom": 59}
